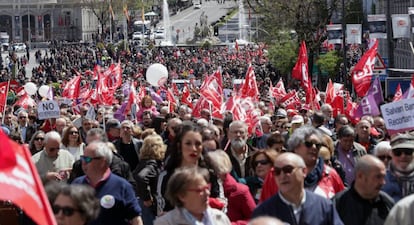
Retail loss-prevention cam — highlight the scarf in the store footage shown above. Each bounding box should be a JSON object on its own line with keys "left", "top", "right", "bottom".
{"left": 304, "top": 157, "right": 324, "bottom": 189}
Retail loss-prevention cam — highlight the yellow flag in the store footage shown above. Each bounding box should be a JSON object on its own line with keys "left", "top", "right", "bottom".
{"left": 141, "top": 6, "right": 145, "bottom": 21}
{"left": 123, "top": 4, "right": 130, "bottom": 22}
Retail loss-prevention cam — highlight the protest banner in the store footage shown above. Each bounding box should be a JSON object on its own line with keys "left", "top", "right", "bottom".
{"left": 380, "top": 98, "right": 414, "bottom": 135}
{"left": 37, "top": 100, "right": 60, "bottom": 120}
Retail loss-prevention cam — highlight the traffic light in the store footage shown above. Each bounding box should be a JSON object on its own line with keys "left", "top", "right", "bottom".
{"left": 214, "top": 26, "right": 219, "bottom": 36}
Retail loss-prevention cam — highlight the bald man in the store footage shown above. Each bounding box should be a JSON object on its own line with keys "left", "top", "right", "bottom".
{"left": 248, "top": 216, "right": 284, "bottom": 225}
{"left": 333, "top": 155, "right": 394, "bottom": 225}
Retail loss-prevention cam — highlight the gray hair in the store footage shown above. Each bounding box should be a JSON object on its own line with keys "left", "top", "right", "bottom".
{"left": 259, "top": 116, "right": 272, "bottom": 125}
{"left": 90, "top": 141, "right": 113, "bottom": 165}
{"left": 373, "top": 141, "right": 391, "bottom": 156}
{"left": 86, "top": 128, "right": 108, "bottom": 142}
{"left": 205, "top": 150, "right": 232, "bottom": 175}
{"left": 57, "top": 184, "right": 100, "bottom": 223}
{"left": 44, "top": 131, "right": 62, "bottom": 143}
{"left": 229, "top": 120, "right": 248, "bottom": 132}
{"left": 121, "top": 120, "right": 134, "bottom": 128}
{"left": 287, "top": 125, "right": 323, "bottom": 151}
{"left": 321, "top": 104, "right": 333, "bottom": 112}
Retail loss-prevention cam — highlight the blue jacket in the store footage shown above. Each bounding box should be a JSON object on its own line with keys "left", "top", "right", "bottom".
{"left": 252, "top": 190, "right": 343, "bottom": 225}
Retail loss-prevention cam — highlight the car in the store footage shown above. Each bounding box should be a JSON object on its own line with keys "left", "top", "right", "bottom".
{"left": 154, "top": 29, "right": 165, "bottom": 39}
{"left": 11, "top": 43, "right": 26, "bottom": 52}
{"left": 132, "top": 32, "right": 144, "bottom": 40}
{"left": 194, "top": 3, "right": 201, "bottom": 9}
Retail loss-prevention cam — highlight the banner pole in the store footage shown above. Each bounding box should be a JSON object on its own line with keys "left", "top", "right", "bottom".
{"left": 2, "top": 79, "right": 10, "bottom": 125}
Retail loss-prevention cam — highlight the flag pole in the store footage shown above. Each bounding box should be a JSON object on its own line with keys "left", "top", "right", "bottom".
{"left": 2, "top": 79, "right": 10, "bottom": 125}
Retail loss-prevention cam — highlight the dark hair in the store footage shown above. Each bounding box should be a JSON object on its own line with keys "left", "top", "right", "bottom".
{"left": 266, "top": 132, "right": 285, "bottom": 148}
{"left": 337, "top": 125, "right": 355, "bottom": 138}
{"left": 164, "top": 121, "right": 203, "bottom": 172}
{"left": 151, "top": 116, "right": 167, "bottom": 134}
{"left": 62, "top": 125, "right": 82, "bottom": 147}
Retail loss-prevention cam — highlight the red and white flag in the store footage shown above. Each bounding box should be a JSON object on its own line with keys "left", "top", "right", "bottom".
{"left": 0, "top": 130, "right": 57, "bottom": 225}
{"left": 351, "top": 39, "right": 378, "bottom": 97}
{"left": 124, "top": 83, "right": 136, "bottom": 116}
{"left": 393, "top": 83, "right": 402, "bottom": 102}
{"left": 402, "top": 75, "right": 414, "bottom": 99}
{"left": 239, "top": 65, "right": 260, "bottom": 100}
{"left": 181, "top": 84, "right": 193, "bottom": 108}
{"left": 14, "top": 93, "right": 36, "bottom": 109}
{"left": 292, "top": 41, "right": 311, "bottom": 91}
{"left": 269, "top": 78, "right": 287, "bottom": 103}
{"left": 0, "top": 82, "right": 9, "bottom": 112}
{"left": 62, "top": 75, "right": 81, "bottom": 99}
{"left": 166, "top": 88, "right": 177, "bottom": 113}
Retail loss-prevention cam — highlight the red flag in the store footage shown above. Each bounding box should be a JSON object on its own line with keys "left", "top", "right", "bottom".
{"left": 14, "top": 93, "right": 36, "bottom": 109}
{"left": 280, "top": 90, "right": 301, "bottom": 109}
{"left": 97, "top": 67, "right": 114, "bottom": 105}
{"left": 62, "top": 75, "right": 81, "bottom": 99}
{"left": 181, "top": 84, "right": 193, "bottom": 108}
{"left": 330, "top": 95, "right": 344, "bottom": 117}
{"left": 351, "top": 40, "right": 378, "bottom": 97}
{"left": 106, "top": 62, "right": 123, "bottom": 91}
{"left": 292, "top": 41, "right": 311, "bottom": 90}
{"left": 239, "top": 65, "right": 260, "bottom": 100}
{"left": 172, "top": 82, "right": 180, "bottom": 96}
{"left": 393, "top": 83, "right": 402, "bottom": 102}
{"left": 344, "top": 92, "right": 359, "bottom": 125}
{"left": 192, "top": 96, "right": 211, "bottom": 119}
{"left": 235, "top": 40, "right": 239, "bottom": 53}
{"left": 0, "top": 82, "right": 8, "bottom": 112}
{"left": 166, "top": 88, "right": 177, "bottom": 113}
{"left": 269, "top": 78, "right": 287, "bottom": 103}
{"left": 0, "top": 130, "right": 57, "bottom": 225}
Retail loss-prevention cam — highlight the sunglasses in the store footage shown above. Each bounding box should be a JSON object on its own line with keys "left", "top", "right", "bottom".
{"left": 392, "top": 148, "right": 413, "bottom": 157}
{"left": 80, "top": 155, "right": 102, "bottom": 164}
{"left": 254, "top": 159, "right": 271, "bottom": 167}
{"left": 19, "top": 116, "right": 27, "bottom": 119}
{"left": 377, "top": 155, "right": 392, "bottom": 161}
{"left": 35, "top": 137, "right": 44, "bottom": 141}
{"left": 49, "top": 147, "right": 60, "bottom": 151}
{"left": 187, "top": 183, "right": 211, "bottom": 194}
{"left": 52, "top": 205, "right": 80, "bottom": 216}
{"left": 69, "top": 131, "right": 79, "bottom": 135}
{"left": 304, "top": 140, "right": 323, "bottom": 149}
{"left": 274, "top": 165, "right": 299, "bottom": 176}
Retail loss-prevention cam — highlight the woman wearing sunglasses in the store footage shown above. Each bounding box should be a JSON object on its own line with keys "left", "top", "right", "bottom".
{"left": 287, "top": 126, "right": 345, "bottom": 199}
{"left": 61, "top": 126, "right": 85, "bottom": 160}
{"left": 28, "top": 130, "right": 46, "bottom": 155}
{"left": 53, "top": 184, "right": 100, "bottom": 225}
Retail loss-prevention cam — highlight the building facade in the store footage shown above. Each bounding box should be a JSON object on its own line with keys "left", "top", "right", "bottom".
{"left": 0, "top": 0, "right": 100, "bottom": 43}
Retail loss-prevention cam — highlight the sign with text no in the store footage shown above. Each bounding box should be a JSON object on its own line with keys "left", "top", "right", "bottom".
{"left": 380, "top": 98, "right": 414, "bottom": 135}
{"left": 37, "top": 100, "right": 60, "bottom": 120}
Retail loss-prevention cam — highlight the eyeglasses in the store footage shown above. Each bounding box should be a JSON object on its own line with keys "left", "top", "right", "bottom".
{"left": 187, "top": 183, "right": 211, "bottom": 194}
{"left": 69, "top": 131, "right": 79, "bottom": 135}
{"left": 377, "top": 155, "right": 392, "bottom": 161}
{"left": 80, "top": 155, "right": 102, "bottom": 164}
{"left": 392, "top": 148, "right": 413, "bottom": 157}
{"left": 254, "top": 159, "right": 271, "bottom": 167}
{"left": 274, "top": 165, "right": 300, "bottom": 176}
{"left": 304, "top": 140, "right": 322, "bottom": 149}
{"left": 52, "top": 205, "right": 80, "bottom": 216}
{"left": 34, "top": 137, "right": 44, "bottom": 141}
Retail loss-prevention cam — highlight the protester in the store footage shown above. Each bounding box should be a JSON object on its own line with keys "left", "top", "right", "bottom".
{"left": 113, "top": 120, "right": 143, "bottom": 171}
{"left": 154, "top": 166, "right": 231, "bottom": 225}
{"left": 373, "top": 141, "right": 392, "bottom": 168}
{"left": 381, "top": 133, "right": 414, "bottom": 202}
{"left": 355, "top": 119, "right": 378, "bottom": 154}
{"left": 288, "top": 126, "right": 344, "bottom": 198}
{"left": 61, "top": 125, "right": 85, "bottom": 160}
{"left": 32, "top": 131, "right": 74, "bottom": 182}
{"left": 333, "top": 155, "right": 394, "bottom": 225}
{"left": 72, "top": 141, "right": 143, "bottom": 225}
{"left": 133, "top": 134, "right": 166, "bottom": 225}
{"left": 206, "top": 150, "right": 256, "bottom": 224}
{"left": 53, "top": 184, "right": 100, "bottom": 225}
{"left": 28, "top": 130, "right": 45, "bottom": 155}
{"left": 251, "top": 152, "right": 344, "bottom": 225}
{"left": 384, "top": 193, "right": 414, "bottom": 225}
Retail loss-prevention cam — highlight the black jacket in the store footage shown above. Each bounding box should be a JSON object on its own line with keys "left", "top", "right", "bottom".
{"left": 333, "top": 185, "right": 394, "bottom": 225}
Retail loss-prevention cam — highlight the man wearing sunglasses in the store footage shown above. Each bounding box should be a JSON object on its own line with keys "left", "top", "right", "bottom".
{"left": 32, "top": 131, "right": 74, "bottom": 182}
{"left": 381, "top": 133, "right": 414, "bottom": 202}
{"left": 252, "top": 152, "right": 344, "bottom": 225}
{"left": 72, "top": 141, "right": 143, "bottom": 225}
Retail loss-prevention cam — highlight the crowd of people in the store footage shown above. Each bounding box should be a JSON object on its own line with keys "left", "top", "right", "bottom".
{"left": 0, "top": 42, "right": 414, "bottom": 225}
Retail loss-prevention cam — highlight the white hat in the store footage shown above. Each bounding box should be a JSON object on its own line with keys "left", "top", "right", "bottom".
{"left": 291, "top": 115, "right": 304, "bottom": 124}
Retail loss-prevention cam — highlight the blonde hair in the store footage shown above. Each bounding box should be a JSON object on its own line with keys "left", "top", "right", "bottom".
{"left": 139, "top": 134, "right": 166, "bottom": 160}
{"left": 205, "top": 150, "right": 232, "bottom": 175}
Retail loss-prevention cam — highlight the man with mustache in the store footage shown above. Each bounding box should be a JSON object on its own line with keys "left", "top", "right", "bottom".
{"left": 333, "top": 155, "right": 394, "bottom": 225}
{"left": 224, "top": 120, "right": 256, "bottom": 179}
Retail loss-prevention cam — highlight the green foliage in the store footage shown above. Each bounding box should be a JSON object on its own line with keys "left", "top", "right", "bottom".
{"left": 96, "top": 42, "right": 105, "bottom": 50}
{"left": 316, "top": 51, "right": 342, "bottom": 78}
{"left": 268, "top": 39, "right": 297, "bottom": 75}
{"left": 201, "top": 41, "right": 212, "bottom": 49}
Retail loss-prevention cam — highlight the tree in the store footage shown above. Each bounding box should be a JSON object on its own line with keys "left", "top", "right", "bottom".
{"left": 267, "top": 34, "right": 297, "bottom": 76}
{"left": 316, "top": 51, "right": 341, "bottom": 78}
{"left": 246, "top": 0, "right": 341, "bottom": 78}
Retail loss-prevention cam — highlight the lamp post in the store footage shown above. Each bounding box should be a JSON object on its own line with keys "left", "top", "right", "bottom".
{"left": 341, "top": 0, "right": 348, "bottom": 90}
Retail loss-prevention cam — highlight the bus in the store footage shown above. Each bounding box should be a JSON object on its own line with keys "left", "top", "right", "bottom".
{"left": 133, "top": 20, "right": 151, "bottom": 34}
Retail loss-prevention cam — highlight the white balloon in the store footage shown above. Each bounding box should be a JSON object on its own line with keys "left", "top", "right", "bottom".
{"left": 146, "top": 63, "right": 168, "bottom": 87}
{"left": 38, "top": 85, "right": 50, "bottom": 98}
{"left": 24, "top": 82, "right": 37, "bottom": 95}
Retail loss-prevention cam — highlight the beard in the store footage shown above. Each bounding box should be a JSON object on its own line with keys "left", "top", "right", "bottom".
{"left": 231, "top": 138, "right": 246, "bottom": 150}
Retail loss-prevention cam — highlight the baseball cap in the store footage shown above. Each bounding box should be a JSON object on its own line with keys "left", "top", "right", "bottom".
{"left": 291, "top": 115, "right": 304, "bottom": 124}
